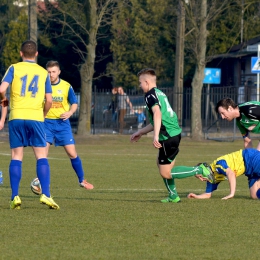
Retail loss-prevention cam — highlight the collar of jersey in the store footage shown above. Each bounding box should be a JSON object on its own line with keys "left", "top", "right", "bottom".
{"left": 24, "top": 60, "right": 36, "bottom": 63}
{"left": 52, "top": 78, "right": 61, "bottom": 86}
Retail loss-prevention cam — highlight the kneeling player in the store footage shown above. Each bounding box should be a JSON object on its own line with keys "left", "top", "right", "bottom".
{"left": 188, "top": 148, "right": 260, "bottom": 200}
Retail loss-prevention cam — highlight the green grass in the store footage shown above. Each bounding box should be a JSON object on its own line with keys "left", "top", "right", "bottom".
{"left": 1, "top": 135, "right": 260, "bottom": 259}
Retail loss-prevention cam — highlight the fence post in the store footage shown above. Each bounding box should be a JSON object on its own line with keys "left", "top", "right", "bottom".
{"left": 92, "top": 86, "right": 96, "bottom": 135}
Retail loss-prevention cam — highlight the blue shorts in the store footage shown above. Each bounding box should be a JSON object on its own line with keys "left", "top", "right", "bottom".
{"left": 44, "top": 119, "right": 75, "bottom": 146}
{"left": 243, "top": 149, "right": 260, "bottom": 188}
{"left": 9, "top": 120, "right": 47, "bottom": 148}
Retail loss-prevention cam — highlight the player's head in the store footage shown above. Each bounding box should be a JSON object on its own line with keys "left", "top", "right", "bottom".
{"left": 215, "top": 98, "right": 238, "bottom": 121}
{"left": 137, "top": 68, "right": 157, "bottom": 93}
{"left": 20, "top": 40, "right": 38, "bottom": 59}
{"left": 46, "top": 60, "right": 61, "bottom": 84}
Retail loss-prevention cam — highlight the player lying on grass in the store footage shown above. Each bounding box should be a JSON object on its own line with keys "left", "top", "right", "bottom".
{"left": 187, "top": 148, "right": 260, "bottom": 200}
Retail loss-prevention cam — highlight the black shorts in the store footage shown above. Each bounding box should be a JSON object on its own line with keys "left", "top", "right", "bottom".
{"left": 158, "top": 134, "right": 181, "bottom": 165}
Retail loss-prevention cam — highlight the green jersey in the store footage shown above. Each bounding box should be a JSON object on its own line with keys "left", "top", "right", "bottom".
{"left": 236, "top": 101, "right": 260, "bottom": 135}
{"left": 144, "top": 87, "right": 182, "bottom": 141}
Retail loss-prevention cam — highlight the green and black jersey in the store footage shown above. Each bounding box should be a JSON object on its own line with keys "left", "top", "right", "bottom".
{"left": 237, "top": 101, "right": 260, "bottom": 135}
{"left": 144, "top": 87, "right": 182, "bottom": 141}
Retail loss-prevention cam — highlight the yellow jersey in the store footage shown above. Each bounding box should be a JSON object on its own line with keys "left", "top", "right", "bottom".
{"left": 2, "top": 61, "right": 52, "bottom": 122}
{"left": 210, "top": 149, "right": 245, "bottom": 183}
{"left": 45, "top": 78, "right": 77, "bottom": 119}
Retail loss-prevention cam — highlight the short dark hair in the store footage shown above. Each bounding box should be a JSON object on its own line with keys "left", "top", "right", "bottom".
{"left": 46, "top": 60, "right": 60, "bottom": 69}
{"left": 21, "top": 40, "right": 37, "bottom": 58}
{"left": 215, "top": 98, "right": 238, "bottom": 114}
{"left": 137, "top": 68, "right": 156, "bottom": 77}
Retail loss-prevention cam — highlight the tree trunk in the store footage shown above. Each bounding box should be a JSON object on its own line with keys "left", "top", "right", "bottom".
{"left": 77, "top": 0, "right": 97, "bottom": 135}
{"left": 190, "top": 0, "right": 207, "bottom": 140}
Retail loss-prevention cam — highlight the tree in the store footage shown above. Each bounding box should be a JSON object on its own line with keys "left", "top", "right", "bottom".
{"left": 183, "top": 0, "right": 260, "bottom": 140}
{"left": 39, "top": 0, "right": 123, "bottom": 135}
{"left": 108, "top": 0, "right": 178, "bottom": 88}
{"left": 0, "top": 1, "right": 26, "bottom": 74}
{"left": 2, "top": 13, "right": 28, "bottom": 68}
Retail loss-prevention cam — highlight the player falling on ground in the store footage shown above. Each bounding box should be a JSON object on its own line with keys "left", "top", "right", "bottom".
{"left": 216, "top": 98, "right": 260, "bottom": 150}
{"left": 188, "top": 148, "right": 260, "bottom": 200}
{"left": 130, "top": 68, "right": 214, "bottom": 203}
{"left": 41, "top": 60, "right": 93, "bottom": 191}
{"left": 0, "top": 40, "right": 59, "bottom": 209}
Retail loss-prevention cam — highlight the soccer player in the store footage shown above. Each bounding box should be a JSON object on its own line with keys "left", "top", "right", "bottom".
{"left": 130, "top": 68, "right": 213, "bottom": 203}
{"left": 216, "top": 98, "right": 260, "bottom": 150}
{"left": 187, "top": 148, "right": 260, "bottom": 200}
{"left": 0, "top": 40, "right": 59, "bottom": 209}
{"left": 44, "top": 60, "right": 94, "bottom": 190}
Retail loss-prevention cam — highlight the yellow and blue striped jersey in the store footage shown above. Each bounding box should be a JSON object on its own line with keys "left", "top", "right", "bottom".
{"left": 2, "top": 61, "right": 52, "bottom": 122}
{"left": 206, "top": 150, "right": 245, "bottom": 193}
{"left": 45, "top": 78, "right": 78, "bottom": 119}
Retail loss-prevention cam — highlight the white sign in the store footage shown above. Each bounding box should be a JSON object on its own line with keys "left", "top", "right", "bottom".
{"left": 251, "top": 57, "right": 260, "bottom": 73}
{"left": 247, "top": 45, "right": 258, "bottom": 52}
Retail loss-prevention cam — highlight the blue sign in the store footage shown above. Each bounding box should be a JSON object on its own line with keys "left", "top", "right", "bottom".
{"left": 251, "top": 57, "right": 260, "bottom": 73}
{"left": 203, "top": 68, "right": 221, "bottom": 84}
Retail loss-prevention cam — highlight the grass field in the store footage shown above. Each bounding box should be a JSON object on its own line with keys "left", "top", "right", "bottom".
{"left": 1, "top": 134, "right": 260, "bottom": 260}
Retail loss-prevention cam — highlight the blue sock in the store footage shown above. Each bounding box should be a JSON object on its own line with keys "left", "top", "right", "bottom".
{"left": 256, "top": 189, "right": 260, "bottom": 199}
{"left": 37, "top": 158, "right": 50, "bottom": 197}
{"left": 9, "top": 160, "right": 22, "bottom": 200}
{"left": 71, "top": 156, "right": 84, "bottom": 183}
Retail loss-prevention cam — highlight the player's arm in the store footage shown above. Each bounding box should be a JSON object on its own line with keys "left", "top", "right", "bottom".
{"left": 0, "top": 106, "right": 7, "bottom": 130}
{"left": 44, "top": 74, "right": 52, "bottom": 117}
{"left": 187, "top": 192, "right": 212, "bottom": 199}
{"left": 152, "top": 105, "right": 162, "bottom": 148}
{"left": 0, "top": 66, "right": 14, "bottom": 100}
{"left": 44, "top": 93, "right": 52, "bottom": 117}
{"left": 60, "top": 103, "right": 77, "bottom": 120}
{"left": 0, "top": 81, "right": 10, "bottom": 100}
{"left": 236, "top": 119, "right": 253, "bottom": 149}
{"left": 241, "top": 130, "right": 253, "bottom": 149}
{"left": 130, "top": 123, "right": 154, "bottom": 142}
{"left": 60, "top": 87, "right": 78, "bottom": 120}
{"left": 187, "top": 181, "right": 219, "bottom": 199}
{"left": 221, "top": 168, "right": 236, "bottom": 200}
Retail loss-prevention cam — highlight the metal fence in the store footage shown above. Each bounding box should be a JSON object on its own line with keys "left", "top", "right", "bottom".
{"left": 1, "top": 85, "right": 257, "bottom": 139}
{"left": 71, "top": 85, "right": 255, "bottom": 138}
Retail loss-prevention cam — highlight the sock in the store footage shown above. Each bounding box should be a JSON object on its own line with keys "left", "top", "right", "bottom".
{"left": 37, "top": 158, "right": 50, "bottom": 197}
{"left": 71, "top": 156, "right": 84, "bottom": 183}
{"left": 162, "top": 178, "right": 179, "bottom": 199}
{"left": 171, "top": 166, "right": 202, "bottom": 179}
{"left": 9, "top": 160, "right": 22, "bottom": 200}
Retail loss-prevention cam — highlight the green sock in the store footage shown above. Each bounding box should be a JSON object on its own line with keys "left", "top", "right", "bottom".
{"left": 171, "top": 166, "right": 202, "bottom": 179}
{"left": 162, "top": 178, "right": 179, "bottom": 200}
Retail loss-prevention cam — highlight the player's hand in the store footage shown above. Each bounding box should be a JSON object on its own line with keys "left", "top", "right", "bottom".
{"left": 130, "top": 132, "right": 142, "bottom": 142}
{"left": 0, "top": 98, "right": 9, "bottom": 107}
{"left": 0, "top": 121, "right": 4, "bottom": 130}
{"left": 153, "top": 137, "right": 161, "bottom": 149}
{"left": 221, "top": 194, "right": 234, "bottom": 200}
{"left": 60, "top": 111, "right": 72, "bottom": 120}
{"left": 187, "top": 193, "right": 198, "bottom": 199}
